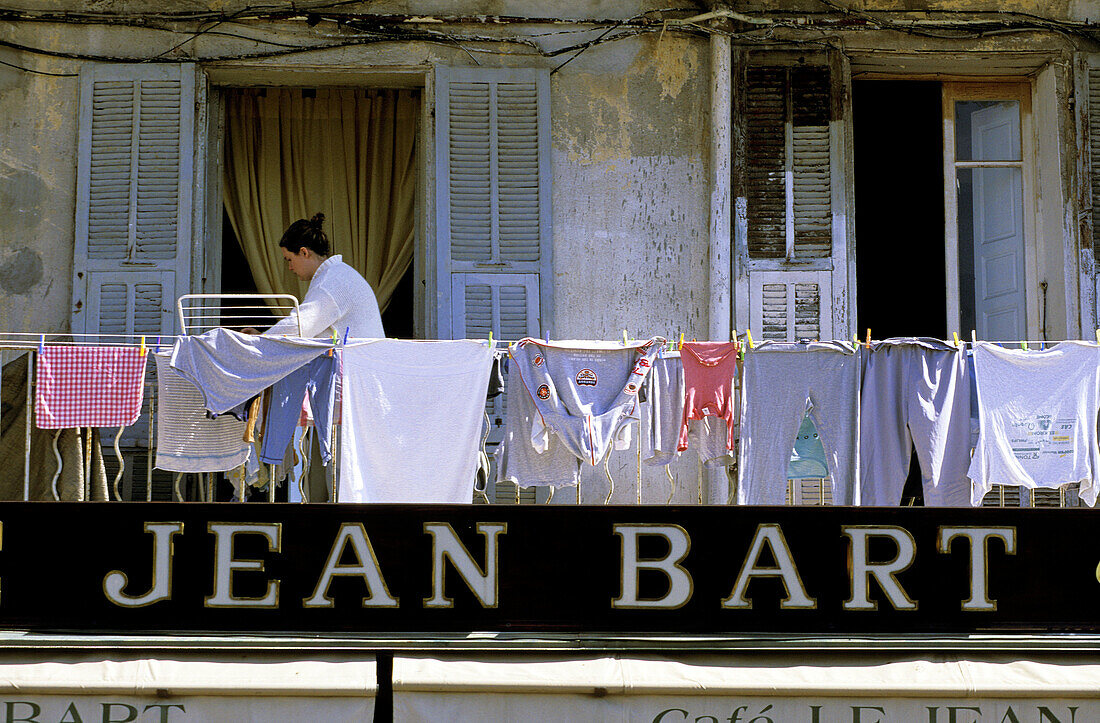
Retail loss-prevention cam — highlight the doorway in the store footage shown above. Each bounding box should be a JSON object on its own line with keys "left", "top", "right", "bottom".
{"left": 854, "top": 80, "right": 946, "bottom": 339}
{"left": 219, "top": 86, "right": 419, "bottom": 339}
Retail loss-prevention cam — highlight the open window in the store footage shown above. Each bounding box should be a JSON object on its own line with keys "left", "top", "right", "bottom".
{"left": 217, "top": 86, "right": 420, "bottom": 337}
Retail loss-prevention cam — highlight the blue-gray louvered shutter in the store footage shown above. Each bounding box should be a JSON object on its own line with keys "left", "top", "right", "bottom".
{"left": 73, "top": 63, "right": 196, "bottom": 339}
{"left": 435, "top": 67, "right": 551, "bottom": 342}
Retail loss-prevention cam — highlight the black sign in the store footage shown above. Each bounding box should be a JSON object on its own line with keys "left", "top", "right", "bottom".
{"left": 1, "top": 503, "right": 1097, "bottom": 635}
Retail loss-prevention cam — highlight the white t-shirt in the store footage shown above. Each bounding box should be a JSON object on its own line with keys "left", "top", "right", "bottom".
{"left": 266, "top": 254, "right": 385, "bottom": 339}
{"left": 968, "top": 341, "right": 1100, "bottom": 506}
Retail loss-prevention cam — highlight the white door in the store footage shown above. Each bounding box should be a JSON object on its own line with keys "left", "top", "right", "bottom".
{"left": 971, "top": 103, "right": 1026, "bottom": 341}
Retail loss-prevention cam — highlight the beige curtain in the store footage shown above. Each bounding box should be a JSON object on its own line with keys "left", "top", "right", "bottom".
{"left": 223, "top": 88, "right": 418, "bottom": 311}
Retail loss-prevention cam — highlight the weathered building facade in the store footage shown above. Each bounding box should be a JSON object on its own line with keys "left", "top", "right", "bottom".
{"left": 1, "top": 1, "right": 1099, "bottom": 502}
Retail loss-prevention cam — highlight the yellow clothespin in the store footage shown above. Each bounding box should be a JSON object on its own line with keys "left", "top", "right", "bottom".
{"left": 488, "top": 330, "right": 493, "bottom": 346}
{"left": 952, "top": 332, "right": 961, "bottom": 349}
{"left": 139, "top": 336, "right": 146, "bottom": 357}
{"left": 1094, "top": 328, "right": 1100, "bottom": 344}
{"left": 745, "top": 328, "right": 755, "bottom": 349}
{"left": 622, "top": 329, "right": 629, "bottom": 346}
{"left": 678, "top": 332, "right": 684, "bottom": 350}
{"left": 865, "top": 328, "right": 872, "bottom": 349}
{"left": 731, "top": 328, "right": 738, "bottom": 343}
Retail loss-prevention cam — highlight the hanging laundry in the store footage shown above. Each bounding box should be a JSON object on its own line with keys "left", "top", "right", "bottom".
{"left": 259, "top": 354, "right": 338, "bottom": 466}
{"left": 505, "top": 337, "right": 663, "bottom": 473}
{"left": 738, "top": 341, "right": 861, "bottom": 505}
{"left": 968, "top": 341, "right": 1100, "bottom": 506}
{"left": 340, "top": 339, "right": 494, "bottom": 503}
{"left": 495, "top": 366, "right": 592, "bottom": 489}
{"left": 641, "top": 351, "right": 735, "bottom": 467}
{"left": 153, "top": 353, "right": 250, "bottom": 473}
{"left": 678, "top": 341, "right": 739, "bottom": 454}
{"left": 860, "top": 338, "right": 972, "bottom": 507}
{"left": 34, "top": 345, "right": 147, "bottom": 429}
{"left": 170, "top": 328, "right": 332, "bottom": 415}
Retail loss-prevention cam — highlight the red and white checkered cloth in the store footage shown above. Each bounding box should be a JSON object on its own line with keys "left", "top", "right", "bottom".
{"left": 35, "top": 346, "right": 148, "bottom": 429}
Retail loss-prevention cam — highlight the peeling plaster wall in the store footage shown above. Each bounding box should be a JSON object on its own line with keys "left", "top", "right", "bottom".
{"left": 551, "top": 34, "right": 710, "bottom": 340}
{"left": 549, "top": 34, "right": 714, "bottom": 503}
{"left": 0, "top": 38, "right": 79, "bottom": 336}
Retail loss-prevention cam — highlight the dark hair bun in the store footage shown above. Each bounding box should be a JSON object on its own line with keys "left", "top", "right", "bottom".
{"left": 279, "top": 212, "right": 331, "bottom": 256}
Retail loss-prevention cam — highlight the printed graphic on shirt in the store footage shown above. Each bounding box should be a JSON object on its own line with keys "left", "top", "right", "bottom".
{"left": 1008, "top": 415, "right": 1076, "bottom": 460}
{"left": 537, "top": 384, "right": 551, "bottom": 400}
{"left": 625, "top": 382, "right": 639, "bottom": 395}
{"left": 638, "top": 358, "right": 651, "bottom": 368}
{"left": 576, "top": 369, "right": 598, "bottom": 386}
{"left": 534, "top": 354, "right": 544, "bottom": 367}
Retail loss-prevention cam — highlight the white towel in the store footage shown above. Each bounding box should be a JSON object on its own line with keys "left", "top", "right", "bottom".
{"left": 339, "top": 340, "right": 494, "bottom": 503}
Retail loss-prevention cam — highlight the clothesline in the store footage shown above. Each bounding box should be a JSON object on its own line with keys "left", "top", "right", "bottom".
{"left": 2, "top": 331, "right": 1100, "bottom": 351}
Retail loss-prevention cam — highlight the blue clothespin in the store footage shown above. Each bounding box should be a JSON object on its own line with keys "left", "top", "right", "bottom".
{"left": 545, "top": 329, "right": 550, "bottom": 343}
{"left": 343, "top": 326, "right": 350, "bottom": 345}
{"left": 155, "top": 336, "right": 161, "bottom": 353}
{"left": 38, "top": 334, "right": 44, "bottom": 354}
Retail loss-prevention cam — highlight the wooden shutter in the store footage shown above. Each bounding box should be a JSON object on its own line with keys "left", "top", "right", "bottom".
{"left": 451, "top": 272, "right": 538, "bottom": 442}
{"left": 451, "top": 273, "right": 542, "bottom": 505}
{"left": 435, "top": 67, "right": 551, "bottom": 340}
{"left": 750, "top": 271, "right": 832, "bottom": 342}
{"left": 734, "top": 52, "right": 852, "bottom": 342}
{"left": 73, "top": 63, "right": 196, "bottom": 339}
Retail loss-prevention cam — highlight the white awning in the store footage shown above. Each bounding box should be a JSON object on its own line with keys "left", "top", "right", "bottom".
{"left": 0, "top": 651, "right": 375, "bottom": 722}
{"left": 393, "top": 653, "right": 1100, "bottom": 722}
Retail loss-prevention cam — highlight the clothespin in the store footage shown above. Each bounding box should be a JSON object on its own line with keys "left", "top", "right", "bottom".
{"left": 971, "top": 330, "right": 977, "bottom": 345}
{"left": 343, "top": 326, "right": 350, "bottom": 345}
{"left": 865, "top": 328, "right": 872, "bottom": 349}
{"left": 853, "top": 332, "right": 859, "bottom": 347}
{"left": 139, "top": 336, "right": 147, "bottom": 357}
{"left": 488, "top": 330, "right": 493, "bottom": 347}
{"left": 678, "top": 332, "right": 684, "bottom": 350}
{"left": 745, "top": 328, "right": 755, "bottom": 349}
{"left": 622, "top": 329, "right": 629, "bottom": 346}
{"left": 1094, "top": 328, "right": 1100, "bottom": 344}
{"left": 952, "top": 332, "right": 961, "bottom": 349}
{"left": 328, "top": 328, "right": 338, "bottom": 357}
{"left": 38, "top": 334, "right": 44, "bottom": 354}
{"left": 1021, "top": 339, "right": 1029, "bottom": 351}
{"left": 155, "top": 336, "right": 161, "bottom": 353}
{"left": 545, "top": 330, "right": 550, "bottom": 343}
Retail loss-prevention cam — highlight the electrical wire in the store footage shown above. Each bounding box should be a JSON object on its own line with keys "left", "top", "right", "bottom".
{"left": 0, "top": 4, "right": 1092, "bottom": 72}
{"left": 0, "top": 56, "right": 76, "bottom": 76}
